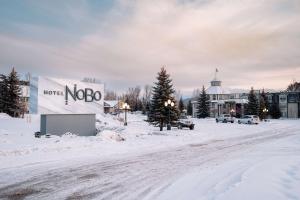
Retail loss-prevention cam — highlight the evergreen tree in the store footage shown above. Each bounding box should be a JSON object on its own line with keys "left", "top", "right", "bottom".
{"left": 196, "top": 86, "right": 210, "bottom": 118}
{"left": 258, "top": 96, "right": 266, "bottom": 120}
{"left": 142, "top": 97, "right": 151, "bottom": 115}
{"left": 246, "top": 87, "right": 258, "bottom": 115}
{"left": 258, "top": 89, "right": 269, "bottom": 120}
{"left": 148, "top": 67, "right": 179, "bottom": 131}
{"left": 269, "top": 102, "right": 281, "bottom": 119}
{"left": 0, "top": 74, "right": 9, "bottom": 113}
{"left": 178, "top": 96, "right": 185, "bottom": 114}
{"left": 187, "top": 100, "right": 193, "bottom": 116}
{"left": 7, "top": 68, "right": 21, "bottom": 117}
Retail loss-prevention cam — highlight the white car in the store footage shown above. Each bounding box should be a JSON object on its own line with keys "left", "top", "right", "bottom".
{"left": 216, "top": 114, "right": 235, "bottom": 123}
{"left": 237, "top": 115, "right": 259, "bottom": 124}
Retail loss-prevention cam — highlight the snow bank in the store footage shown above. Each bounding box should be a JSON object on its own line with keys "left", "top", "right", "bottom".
{"left": 98, "top": 130, "right": 125, "bottom": 142}
{"left": 62, "top": 132, "right": 78, "bottom": 138}
{"left": 0, "top": 113, "right": 11, "bottom": 120}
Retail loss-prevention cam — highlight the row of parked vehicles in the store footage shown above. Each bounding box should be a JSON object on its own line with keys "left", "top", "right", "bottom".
{"left": 216, "top": 114, "right": 260, "bottom": 124}
{"left": 176, "top": 114, "right": 260, "bottom": 130}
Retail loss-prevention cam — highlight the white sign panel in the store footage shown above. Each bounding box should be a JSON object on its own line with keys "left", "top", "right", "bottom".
{"left": 30, "top": 76, "right": 104, "bottom": 114}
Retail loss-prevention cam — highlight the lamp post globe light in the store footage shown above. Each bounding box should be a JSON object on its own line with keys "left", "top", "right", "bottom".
{"left": 230, "top": 108, "right": 235, "bottom": 117}
{"left": 165, "top": 99, "right": 175, "bottom": 130}
{"left": 263, "top": 107, "right": 268, "bottom": 121}
{"left": 122, "top": 103, "right": 130, "bottom": 126}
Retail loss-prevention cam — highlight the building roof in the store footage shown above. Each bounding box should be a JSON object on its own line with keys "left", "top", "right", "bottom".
{"left": 206, "top": 86, "right": 231, "bottom": 95}
{"left": 104, "top": 100, "right": 119, "bottom": 108}
{"left": 205, "top": 69, "right": 231, "bottom": 95}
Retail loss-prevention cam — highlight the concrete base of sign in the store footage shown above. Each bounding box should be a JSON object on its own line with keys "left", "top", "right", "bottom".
{"left": 40, "top": 114, "right": 96, "bottom": 136}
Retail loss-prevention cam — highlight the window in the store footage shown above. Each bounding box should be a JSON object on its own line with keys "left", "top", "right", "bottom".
{"left": 279, "top": 95, "right": 287, "bottom": 103}
{"left": 267, "top": 95, "right": 272, "bottom": 103}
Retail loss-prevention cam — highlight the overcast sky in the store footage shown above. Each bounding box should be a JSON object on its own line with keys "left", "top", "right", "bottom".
{"left": 0, "top": 0, "right": 299, "bottom": 96}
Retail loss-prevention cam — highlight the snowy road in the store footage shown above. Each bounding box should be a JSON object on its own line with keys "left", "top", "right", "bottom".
{"left": 0, "top": 125, "right": 299, "bottom": 200}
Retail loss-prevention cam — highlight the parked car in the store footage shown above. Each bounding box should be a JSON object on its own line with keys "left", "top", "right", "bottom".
{"left": 177, "top": 115, "right": 195, "bottom": 130}
{"left": 216, "top": 114, "right": 235, "bottom": 123}
{"left": 45, "top": 133, "right": 51, "bottom": 138}
{"left": 237, "top": 115, "right": 259, "bottom": 124}
{"left": 34, "top": 131, "right": 41, "bottom": 138}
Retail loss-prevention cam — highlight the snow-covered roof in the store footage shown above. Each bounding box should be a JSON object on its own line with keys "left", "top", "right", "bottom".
{"left": 104, "top": 100, "right": 119, "bottom": 108}
{"left": 206, "top": 86, "right": 231, "bottom": 95}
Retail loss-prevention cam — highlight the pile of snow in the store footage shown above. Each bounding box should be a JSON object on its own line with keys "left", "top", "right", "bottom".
{"left": 0, "top": 113, "right": 11, "bottom": 120}
{"left": 98, "top": 130, "right": 125, "bottom": 142}
{"left": 96, "top": 113, "right": 124, "bottom": 133}
{"left": 62, "top": 132, "right": 78, "bottom": 138}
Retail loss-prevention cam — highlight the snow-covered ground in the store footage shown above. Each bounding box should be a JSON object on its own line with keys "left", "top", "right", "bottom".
{"left": 0, "top": 113, "right": 299, "bottom": 199}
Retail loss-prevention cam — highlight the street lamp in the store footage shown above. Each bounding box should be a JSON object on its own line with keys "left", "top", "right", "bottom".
{"left": 164, "top": 99, "right": 175, "bottom": 130}
{"left": 122, "top": 103, "right": 130, "bottom": 126}
{"left": 263, "top": 108, "right": 268, "bottom": 121}
{"left": 230, "top": 108, "right": 235, "bottom": 117}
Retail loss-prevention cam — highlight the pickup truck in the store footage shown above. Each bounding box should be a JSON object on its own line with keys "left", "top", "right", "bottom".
{"left": 216, "top": 114, "right": 235, "bottom": 123}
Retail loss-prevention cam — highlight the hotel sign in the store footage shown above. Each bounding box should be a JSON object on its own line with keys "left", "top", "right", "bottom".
{"left": 30, "top": 76, "right": 104, "bottom": 114}
{"left": 65, "top": 85, "right": 102, "bottom": 103}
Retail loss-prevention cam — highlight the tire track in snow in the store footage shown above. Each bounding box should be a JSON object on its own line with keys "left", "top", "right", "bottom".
{"left": 0, "top": 126, "right": 299, "bottom": 200}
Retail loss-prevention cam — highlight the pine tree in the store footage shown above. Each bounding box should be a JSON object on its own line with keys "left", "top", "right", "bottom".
{"left": 142, "top": 97, "right": 151, "bottom": 115}
{"left": 246, "top": 87, "right": 258, "bottom": 115}
{"left": 187, "top": 100, "right": 193, "bottom": 116}
{"left": 148, "top": 67, "right": 179, "bottom": 131}
{"left": 258, "top": 96, "right": 266, "bottom": 120}
{"left": 196, "top": 86, "right": 210, "bottom": 118}
{"left": 0, "top": 74, "right": 9, "bottom": 113}
{"left": 269, "top": 102, "right": 281, "bottom": 119}
{"left": 258, "top": 89, "right": 269, "bottom": 120}
{"left": 7, "top": 68, "right": 21, "bottom": 117}
{"left": 178, "top": 97, "right": 184, "bottom": 114}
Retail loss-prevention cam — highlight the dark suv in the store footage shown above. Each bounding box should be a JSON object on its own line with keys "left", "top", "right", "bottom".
{"left": 177, "top": 115, "right": 195, "bottom": 130}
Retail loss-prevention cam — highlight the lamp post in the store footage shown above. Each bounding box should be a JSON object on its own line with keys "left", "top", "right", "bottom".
{"left": 122, "top": 103, "right": 130, "bottom": 126}
{"left": 263, "top": 108, "right": 268, "bottom": 121}
{"left": 164, "top": 99, "right": 175, "bottom": 130}
{"left": 230, "top": 108, "right": 235, "bottom": 117}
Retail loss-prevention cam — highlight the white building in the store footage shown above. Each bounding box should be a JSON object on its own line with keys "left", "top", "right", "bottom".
{"left": 192, "top": 70, "right": 248, "bottom": 118}
{"left": 104, "top": 100, "right": 121, "bottom": 114}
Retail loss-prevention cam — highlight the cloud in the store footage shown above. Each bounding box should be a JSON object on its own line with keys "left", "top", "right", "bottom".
{"left": 0, "top": 0, "right": 299, "bottom": 95}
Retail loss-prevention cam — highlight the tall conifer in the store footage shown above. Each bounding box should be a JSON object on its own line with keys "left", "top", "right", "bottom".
{"left": 0, "top": 74, "right": 9, "bottom": 113}
{"left": 196, "top": 86, "right": 210, "bottom": 118}
{"left": 187, "top": 100, "right": 193, "bottom": 116}
{"left": 178, "top": 97, "right": 184, "bottom": 114}
{"left": 148, "top": 67, "right": 179, "bottom": 131}
{"left": 258, "top": 89, "right": 269, "bottom": 120}
{"left": 246, "top": 87, "right": 258, "bottom": 115}
{"left": 7, "top": 68, "right": 21, "bottom": 117}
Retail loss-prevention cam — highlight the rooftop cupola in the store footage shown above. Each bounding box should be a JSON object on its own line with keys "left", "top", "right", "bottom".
{"left": 211, "top": 68, "right": 221, "bottom": 86}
